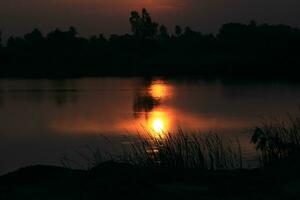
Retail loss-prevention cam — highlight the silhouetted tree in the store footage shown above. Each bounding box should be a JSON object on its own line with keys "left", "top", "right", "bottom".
{"left": 24, "top": 29, "right": 44, "bottom": 45}
{"left": 219, "top": 23, "right": 243, "bottom": 36}
{"left": 129, "top": 8, "right": 158, "bottom": 40}
{"left": 47, "top": 27, "right": 78, "bottom": 41}
{"left": 175, "top": 25, "right": 182, "bottom": 37}
{"left": 184, "top": 26, "right": 198, "bottom": 38}
{"left": 158, "top": 25, "right": 169, "bottom": 40}
{"left": 141, "top": 8, "right": 158, "bottom": 39}
{"left": 6, "top": 36, "right": 14, "bottom": 48}
{"left": 68, "top": 26, "right": 78, "bottom": 38}
{"left": 6, "top": 36, "right": 26, "bottom": 49}
{"left": 0, "top": 30, "right": 2, "bottom": 48}
{"left": 47, "top": 29, "right": 64, "bottom": 40}
{"left": 129, "top": 11, "right": 141, "bottom": 38}
{"left": 46, "top": 27, "right": 81, "bottom": 50}
{"left": 89, "top": 34, "right": 107, "bottom": 47}
{"left": 249, "top": 20, "right": 257, "bottom": 27}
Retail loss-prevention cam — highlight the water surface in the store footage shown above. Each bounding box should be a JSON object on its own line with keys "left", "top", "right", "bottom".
{"left": 0, "top": 78, "right": 300, "bottom": 172}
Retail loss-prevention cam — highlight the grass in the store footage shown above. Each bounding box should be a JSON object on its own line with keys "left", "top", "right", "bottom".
{"left": 251, "top": 113, "right": 300, "bottom": 166}
{"left": 62, "top": 129, "right": 244, "bottom": 170}
{"left": 122, "top": 129, "right": 243, "bottom": 170}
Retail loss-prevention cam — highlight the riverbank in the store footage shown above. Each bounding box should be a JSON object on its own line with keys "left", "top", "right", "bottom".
{"left": 1, "top": 158, "right": 300, "bottom": 200}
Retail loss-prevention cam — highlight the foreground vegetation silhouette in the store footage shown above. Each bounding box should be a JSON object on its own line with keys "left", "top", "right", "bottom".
{"left": 0, "top": 9, "right": 300, "bottom": 79}
{"left": 1, "top": 112, "right": 300, "bottom": 199}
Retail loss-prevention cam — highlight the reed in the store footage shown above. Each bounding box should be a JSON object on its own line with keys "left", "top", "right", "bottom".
{"left": 120, "top": 129, "right": 243, "bottom": 170}
{"left": 61, "top": 129, "right": 244, "bottom": 170}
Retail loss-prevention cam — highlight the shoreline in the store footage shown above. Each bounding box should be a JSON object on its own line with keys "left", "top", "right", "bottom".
{"left": 1, "top": 159, "right": 300, "bottom": 199}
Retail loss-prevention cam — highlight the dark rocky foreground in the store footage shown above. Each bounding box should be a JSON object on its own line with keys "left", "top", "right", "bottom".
{"left": 1, "top": 159, "right": 300, "bottom": 200}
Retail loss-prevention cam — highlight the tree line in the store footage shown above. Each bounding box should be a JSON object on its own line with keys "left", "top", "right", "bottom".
{"left": 0, "top": 8, "right": 300, "bottom": 79}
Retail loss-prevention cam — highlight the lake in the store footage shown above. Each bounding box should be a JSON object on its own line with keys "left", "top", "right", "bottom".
{"left": 0, "top": 78, "right": 300, "bottom": 173}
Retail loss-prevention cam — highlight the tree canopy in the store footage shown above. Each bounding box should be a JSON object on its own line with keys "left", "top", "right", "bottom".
{"left": 0, "top": 9, "right": 299, "bottom": 79}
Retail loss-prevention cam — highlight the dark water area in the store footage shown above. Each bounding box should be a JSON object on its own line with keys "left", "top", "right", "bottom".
{"left": 0, "top": 78, "right": 300, "bottom": 173}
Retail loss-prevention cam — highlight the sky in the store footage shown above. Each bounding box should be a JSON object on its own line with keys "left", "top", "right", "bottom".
{"left": 0, "top": 0, "right": 300, "bottom": 38}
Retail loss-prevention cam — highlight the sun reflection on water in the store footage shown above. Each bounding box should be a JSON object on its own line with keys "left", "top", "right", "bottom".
{"left": 150, "top": 83, "right": 166, "bottom": 99}
{"left": 149, "top": 80, "right": 172, "bottom": 99}
{"left": 148, "top": 110, "right": 170, "bottom": 138}
{"left": 152, "top": 118, "right": 164, "bottom": 133}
